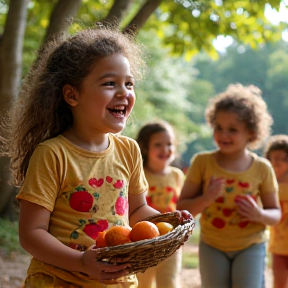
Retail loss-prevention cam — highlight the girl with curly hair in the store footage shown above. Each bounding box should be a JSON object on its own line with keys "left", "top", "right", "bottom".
{"left": 177, "top": 83, "right": 281, "bottom": 288}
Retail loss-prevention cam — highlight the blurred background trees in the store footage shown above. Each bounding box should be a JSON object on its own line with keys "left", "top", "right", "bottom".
{"left": 0, "top": 0, "right": 288, "bottom": 219}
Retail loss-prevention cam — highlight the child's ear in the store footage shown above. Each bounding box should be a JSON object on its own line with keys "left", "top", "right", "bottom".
{"left": 63, "top": 84, "right": 78, "bottom": 106}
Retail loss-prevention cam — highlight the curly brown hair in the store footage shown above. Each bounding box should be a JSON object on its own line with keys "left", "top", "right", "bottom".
{"left": 263, "top": 134, "right": 288, "bottom": 159}
{"left": 205, "top": 83, "right": 273, "bottom": 150}
{"left": 136, "top": 120, "right": 175, "bottom": 167}
{"left": 8, "top": 25, "right": 146, "bottom": 184}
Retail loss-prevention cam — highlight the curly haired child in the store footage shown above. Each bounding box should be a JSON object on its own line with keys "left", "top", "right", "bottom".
{"left": 177, "top": 83, "right": 281, "bottom": 288}
{"left": 4, "top": 26, "right": 191, "bottom": 288}
{"left": 136, "top": 120, "right": 184, "bottom": 288}
{"left": 264, "top": 134, "right": 288, "bottom": 288}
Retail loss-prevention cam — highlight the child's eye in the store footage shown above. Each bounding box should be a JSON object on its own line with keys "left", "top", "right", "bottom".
{"left": 126, "top": 82, "right": 134, "bottom": 88}
{"left": 229, "top": 128, "right": 237, "bottom": 133}
{"left": 103, "top": 81, "right": 115, "bottom": 86}
{"left": 215, "top": 126, "right": 222, "bottom": 131}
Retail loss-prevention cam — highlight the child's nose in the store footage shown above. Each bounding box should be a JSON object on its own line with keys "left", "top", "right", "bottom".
{"left": 116, "top": 86, "right": 129, "bottom": 97}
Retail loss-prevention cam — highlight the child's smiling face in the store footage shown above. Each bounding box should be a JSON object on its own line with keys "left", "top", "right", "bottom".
{"left": 147, "top": 131, "right": 175, "bottom": 168}
{"left": 268, "top": 149, "right": 288, "bottom": 180}
{"left": 66, "top": 53, "right": 135, "bottom": 135}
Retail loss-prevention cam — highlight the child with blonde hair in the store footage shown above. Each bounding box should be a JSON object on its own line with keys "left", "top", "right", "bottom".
{"left": 264, "top": 134, "right": 288, "bottom": 288}
{"left": 177, "top": 83, "right": 281, "bottom": 288}
{"left": 5, "top": 26, "right": 190, "bottom": 287}
{"left": 136, "top": 120, "right": 184, "bottom": 288}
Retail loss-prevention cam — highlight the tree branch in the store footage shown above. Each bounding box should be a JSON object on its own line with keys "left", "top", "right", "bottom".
{"left": 103, "top": 0, "right": 134, "bottom": 25}
{"left": 125, "top": 0, "right": 163, "bottom": 32}
{"left": 44, "top": 0, "right": 82, "bottom": 42}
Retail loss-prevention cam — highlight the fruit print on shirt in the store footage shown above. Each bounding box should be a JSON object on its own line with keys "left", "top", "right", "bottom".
{"left": 68, "top": 175, "right": 129, "bottom": 251}
{"left": 146, "top": 186, "right": 178, "bottom": 213}
{"left": 204, "top": 177, "right": 258, "bottom": 229}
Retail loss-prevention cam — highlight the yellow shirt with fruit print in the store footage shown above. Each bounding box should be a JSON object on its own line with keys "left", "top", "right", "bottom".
{"left": 16, "top": 134, "right": 148, "bottom": 286}
{"left": 269, "top": 182, "right": 288, "bottom": 255}
{"left": 144, "top": 167, "right": 184, "bottom": 213}
{"left": 185, "top": 151, "right": 278, "bottom": 251}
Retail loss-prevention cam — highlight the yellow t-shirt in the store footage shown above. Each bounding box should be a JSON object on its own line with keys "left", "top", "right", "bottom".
{"left": 269, "top": 182, "right": 288, "bottom": 255}
{"left": 185, "top": 151, "right": 278, "bottom": 251}
{"left": 144, "top": 167, "right": 184, "bottom": 213}
{"left": 16, "top": 134, "right": 148, "bottom": 286}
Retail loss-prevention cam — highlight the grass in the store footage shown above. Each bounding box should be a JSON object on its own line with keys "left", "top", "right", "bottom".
{"left": 0, "top": 218, "right": 26, "bottom": 257}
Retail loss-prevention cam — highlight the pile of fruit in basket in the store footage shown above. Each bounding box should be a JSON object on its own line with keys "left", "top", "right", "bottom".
{"left": 95, "top": 221, "right": 174, "bottom": 248}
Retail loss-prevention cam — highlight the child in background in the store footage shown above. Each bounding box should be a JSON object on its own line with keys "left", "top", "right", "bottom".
{"left": 177, "top": 83, "right": 281, "bottom": 288}
{"left": 4, "top": 26, "right": 191, "bottom": 288}
{"left": 264, "top": 135, "right": 288, "bottom": 288}
{"left": 136, "top": 121, "right": 185, "bottom": 288}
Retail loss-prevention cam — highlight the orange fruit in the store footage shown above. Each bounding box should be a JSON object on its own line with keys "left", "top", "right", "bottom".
{"left": 105, "top": 226, "right": 131, "bottom": 246}
{"left": 95, "top": 231, "right": 107, "bottom": 248}
{"left": 156, "top": 222, "right": 174, "bottom": 235}
{"left": 130, "top": 221, "right": 160, "bottom": 242}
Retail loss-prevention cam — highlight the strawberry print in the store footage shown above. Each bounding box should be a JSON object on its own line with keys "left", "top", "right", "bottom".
{"left": 222, "top": 208, "right": 233, "bottom": 217}
{"left": 89, "top": 178, "right": 104, "bottom": 188}
{"left": 226, "top": 179, "right": 235, "bottom": 185}
{"left": 69, "top": 186, "right": 93, "bottom": 212}
{"left": 215, "top": 196, "right": 224, "bottom": 203}
{"left": 106, "top": 176, "right": 113, "bottom": 183}
{"left": 113, "top": 180, "right": 124, "bottom": 189}
{"left": 238, "top": 181, "right": 249, "bottom": 188}
{"left": 115, "top": 191, "right": 128, "bottom": 216}
{"left": 211, "top": 217, "right": 226, "bottom": 229}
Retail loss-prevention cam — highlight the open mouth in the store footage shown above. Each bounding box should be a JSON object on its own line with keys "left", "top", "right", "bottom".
{"left": 107, "top": 106, "right": 127, "bottom": 117}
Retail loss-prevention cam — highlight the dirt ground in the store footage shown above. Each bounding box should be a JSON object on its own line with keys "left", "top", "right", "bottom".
{"left": 0, "top": 243, "right": 273, "bottom": 288}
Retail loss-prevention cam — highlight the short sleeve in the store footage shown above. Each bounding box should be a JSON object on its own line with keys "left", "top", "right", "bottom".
{"left": 258, "top": 160, "right": 278, "bottom": 195}
{"left": 128, "top": 140, "right": 148, "bottom": 195}
{"left": 16, "top": 145, "right": 61, "bottom": 212}
{"left": 185, "top": 153, "right": 205, "bottom": 184}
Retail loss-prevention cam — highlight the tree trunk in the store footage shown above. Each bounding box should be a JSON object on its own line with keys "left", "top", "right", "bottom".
{"left": 0, "top": 0, "right": 29, "bottom": 110}
{"left": 125, "top": 0, "right": 163, "bottom": 31}
{"left": 43, "top": 0, "right": 82, "bottom": 42}
{"left": 103, "top": 0, "right": 134, "bottom": 24}
{"left": 0, "top": 0, "right": 29, "bottom": 220}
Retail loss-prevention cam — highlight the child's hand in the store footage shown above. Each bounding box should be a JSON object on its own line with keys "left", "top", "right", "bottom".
{"left": 81, "top": 248, "right": 131, "bottom": 281}
{"left": 203, "top": 177, "right": 225, "bottom": 205}
{"left": 174, "top": 209, "right": 194, "bottom": 223}
{"left": 236, "top": 195, "right": 263, "bottom": 223}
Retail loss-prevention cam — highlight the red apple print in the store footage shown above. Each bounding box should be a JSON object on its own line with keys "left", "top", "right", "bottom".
{"left": 150, "top": 186, "right": 156, "bottom": 191}
{"left": 211, "top": 218, "right": 225, "bottom": 229}
{"left": 238, "top": 181, "right": 249, "bottom": 188}
{"left": 115, "top": 191, "right": 128, "bottom": 215}
{"left": 239, "top": 221, "right": 250, "bottom": 228}
{"left": 222, "top": 208, "right": 233, "bottom": 217}
{"left": 69, "top": 187, "right": 93, "bottom": 212}
{"left": 215, "top": 196, "right": 224, "bottom": 203}
{"left": 226, "top": 179, "right": 235, "bottom": 185}
{"left": 113, "top": 180, "right": 124, "bottom": 189}
{"left": 106, "top": 176, "right": 113, "bottom": 183}
{"left": 166, "top": 187, "right": 174, "bottom": 192}
{"left": 234, "top": 195, "right": 245, "bottom": 203}
{"left": 83, "top": 223, "right": 102, "bottom": 239}
{"left": 97, "top": 219, "right": 109, "bottom": 230}
{"left": 89, "top": 178, "right": 104, "bottom": 188}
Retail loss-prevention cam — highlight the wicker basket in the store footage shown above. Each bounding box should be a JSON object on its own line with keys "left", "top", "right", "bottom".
{"left": 93, "top": 212, "right": 195, "bottom": 274}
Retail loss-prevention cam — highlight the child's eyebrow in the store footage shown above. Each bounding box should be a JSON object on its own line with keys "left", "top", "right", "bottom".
{"left": 98, "top": 74, "right": 134, "bottom": 80}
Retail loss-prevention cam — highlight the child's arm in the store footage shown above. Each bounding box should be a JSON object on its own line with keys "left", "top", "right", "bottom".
{"left": 129, "top": 191, "right": 160, "bottom": 226}
{"left": 177, "top": 177, "right": 225, "bottom": 216}
{"left": 19, "top": 200, "right": 131, "bottom": 281}
{"left": 236, "top": 192, "right": 281, "bottom": 225}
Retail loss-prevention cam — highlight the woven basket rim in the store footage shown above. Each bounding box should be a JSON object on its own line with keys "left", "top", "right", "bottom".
{"left": 93, "top": 212, "right": 195, "bottom": 274}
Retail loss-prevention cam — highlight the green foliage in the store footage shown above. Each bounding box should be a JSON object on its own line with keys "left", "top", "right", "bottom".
{"left": 0, "top": 219, "right": 26, "bottom": 256}
{"left": 182, "top": 250, "right": 199, "bottom": 269}
{"left": 158, "top": 0, "right": 284, "bottom": 59}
